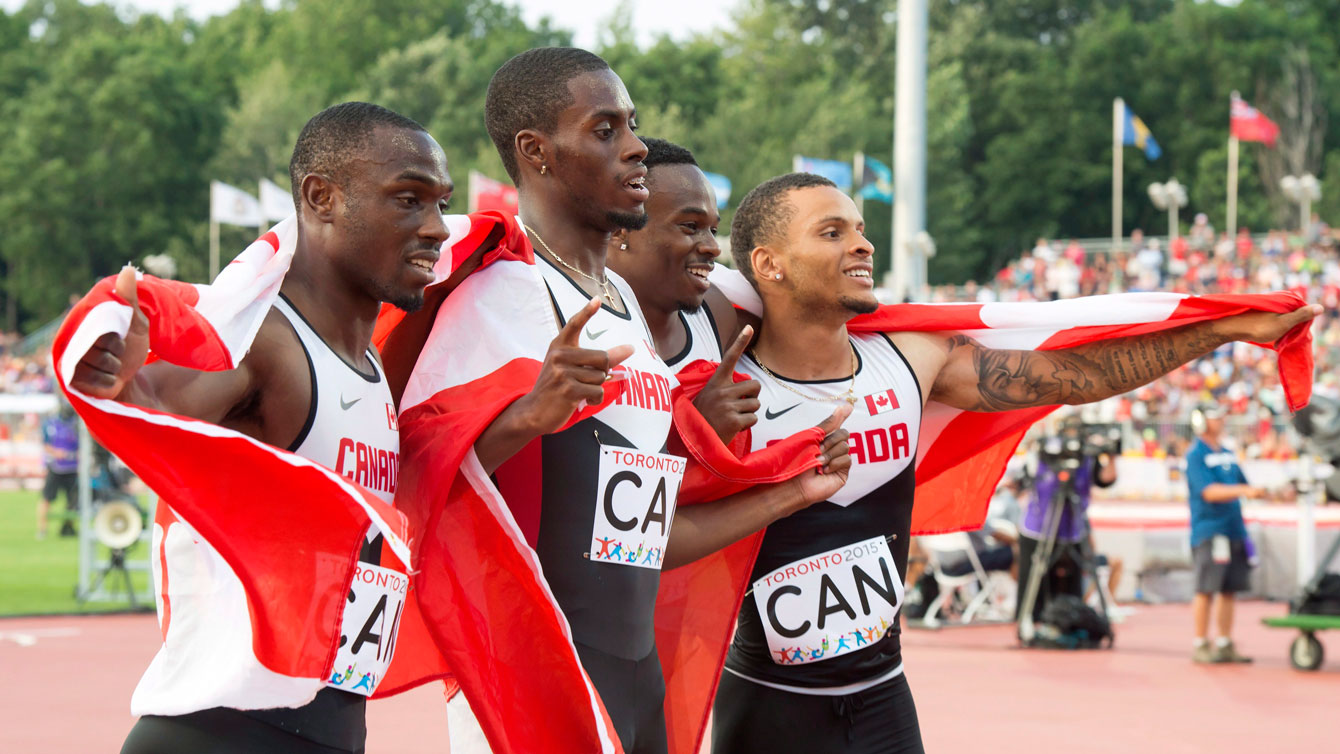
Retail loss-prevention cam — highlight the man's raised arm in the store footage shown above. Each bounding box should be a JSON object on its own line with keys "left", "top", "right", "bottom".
{"left": 929, "top": 304, "right": 1321, "bottom": 413}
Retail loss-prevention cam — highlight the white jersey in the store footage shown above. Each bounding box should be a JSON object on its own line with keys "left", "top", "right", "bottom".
{"left": 663, "top": 305, "right": 724, "bottom": 368}
{"left": 132, "top": 296, "right": 403, "bottom": 716}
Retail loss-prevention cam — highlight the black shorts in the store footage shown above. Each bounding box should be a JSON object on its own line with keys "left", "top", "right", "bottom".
{"left": 120, "top": 707, "right": 362, "bottom": 754}
{"left": 711, "top": 669, "right": 925, "bottom": 754}
{"left": 576, "top": 641, "right": 668, "bottom": 754}
{"left": 42, "top": 471, "right": 77, "bottom": 507}
{"left": 1193, "top": 538, "right": 1251, "bottom": 594}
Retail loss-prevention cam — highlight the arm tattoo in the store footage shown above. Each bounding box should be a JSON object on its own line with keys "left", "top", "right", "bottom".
{"left": 954, "top": 321, "right": 1230, "bottom": 412}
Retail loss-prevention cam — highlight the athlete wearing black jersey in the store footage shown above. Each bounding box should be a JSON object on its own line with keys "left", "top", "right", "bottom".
{"left": 712, "top": 172, "right": 1321, "bottom": 753}
{"left": 469, "top": 52, "right": 853, "bottom": 754}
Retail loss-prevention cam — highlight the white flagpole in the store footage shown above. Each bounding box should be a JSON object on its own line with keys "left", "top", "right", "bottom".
{"left": 1226, "top": 135, "right": 1240, "bottom": 238}
{"left": 1113, "top": 97, "right": 1123, "bottom": 251}
{"left": 209, "top": 181, "right": 220, "bottom": 281}
{"left": 258, "top": 179, "right": 267, "bottom": 239}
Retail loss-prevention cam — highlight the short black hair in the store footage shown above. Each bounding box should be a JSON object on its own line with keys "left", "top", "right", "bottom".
{"left": 641, "top": 137, "right": 698, "bottom": 172}
{"left": 289, "top": 102, "right": 426, "bottom": 207}
{"left": 484, "top": 47, "right": 611, "bottom": 183}
{"left": 730, "top": 172, "right": 837, "bottom": 286}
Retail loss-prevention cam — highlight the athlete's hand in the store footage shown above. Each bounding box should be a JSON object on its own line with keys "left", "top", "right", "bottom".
{"left": 693, "top": 325, "right": 761, "bottom": 445}
{"left": 68, "top": 266, "right": 150, "bottom": 399}
{"left": 516, "top": 298, "right": 634, "bottom": 436}
{"left": 793, "top": 403, "right": 853, "bottom": 507}
{"left": 1219, "top": 303, "right": 1321, "bottom": 345}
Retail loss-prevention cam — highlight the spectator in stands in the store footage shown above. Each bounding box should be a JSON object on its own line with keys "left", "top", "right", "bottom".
{"left": 36, "top": 400, "right": 79, "bottom": 539}
{"left": 1190, "top": 212, "right": 1215, "bottom": 251}
{"left": 1185, "top": 405, "right": 1293, "bottom": 663}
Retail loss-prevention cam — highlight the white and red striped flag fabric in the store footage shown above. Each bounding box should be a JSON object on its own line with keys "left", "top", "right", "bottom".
{"left": 1231, "top": 93, "right": 1280, "bottom": 147}
{"left": 51, "top": 217, "right": 420, "bottom": 714}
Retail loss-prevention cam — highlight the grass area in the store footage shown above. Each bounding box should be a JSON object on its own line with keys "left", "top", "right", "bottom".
{"left": 0, "top": 488, "right": 153, "bottom": 616}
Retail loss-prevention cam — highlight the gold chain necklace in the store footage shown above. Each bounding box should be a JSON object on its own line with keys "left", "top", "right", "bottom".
{"left": 523, "top": 223, "right": 616, "bottom": 304}
{"left": 750, "top": 341, "right": 860, "bottom": 405}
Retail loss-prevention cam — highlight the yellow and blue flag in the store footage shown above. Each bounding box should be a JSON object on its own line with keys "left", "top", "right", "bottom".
{"left": 1121, "top": 103, "right": 1162, "bottom": 160}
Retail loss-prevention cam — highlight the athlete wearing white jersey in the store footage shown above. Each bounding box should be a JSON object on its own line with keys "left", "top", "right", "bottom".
{"left": 473, "top": 55, "right": 854, "bottom": 753}
{"left": 70, "top": 103, "right": 454, "bottom": 754}
{"left": 711, "top": 172, "right": 1320, "bottom": 753}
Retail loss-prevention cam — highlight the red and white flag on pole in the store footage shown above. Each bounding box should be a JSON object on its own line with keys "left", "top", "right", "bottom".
{"left": 1231, "top": 93, "right": 1280, "bottom": 147}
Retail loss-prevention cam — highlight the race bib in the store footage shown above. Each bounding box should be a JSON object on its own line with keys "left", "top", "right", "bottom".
{"left": 326, "top": 561, "right": 407, "bottom": 696}
{"left": 588, "top": 447, "right": 686, "bottom": 571}
{"left": 751, "top": 536, "right": 903, "bottom": 666}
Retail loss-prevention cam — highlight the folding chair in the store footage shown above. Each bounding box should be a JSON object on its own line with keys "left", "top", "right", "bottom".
{"left": 918, "top": 532, "right": 997, "bottom": 627}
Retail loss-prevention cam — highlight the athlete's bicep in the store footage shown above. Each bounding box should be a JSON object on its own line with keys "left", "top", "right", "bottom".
{"left": 133, "top": 359, "right": 257, "bottom": 425}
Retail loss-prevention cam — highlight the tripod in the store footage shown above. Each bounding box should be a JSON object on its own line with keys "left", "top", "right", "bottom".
{"left": 79, "top": 547, "right": 138, "bottom": 608}
{"left": 1017, "top": 455, "right": 1111, "bottom": 647}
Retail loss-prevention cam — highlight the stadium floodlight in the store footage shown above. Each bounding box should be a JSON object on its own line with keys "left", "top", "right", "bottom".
{"left": 1281, "top": 174, "right": 1322, "bottom": 233}
{"left": 1146, "top": 178, "right": 1188, "bottom": 240}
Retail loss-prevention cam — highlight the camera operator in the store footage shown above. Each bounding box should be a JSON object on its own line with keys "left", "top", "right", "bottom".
{"left": 1015, "top": 415, "right": 1119, "bottom": 629}
{"left": 1187, "top": 405, "right": 1294, "bottom": 664}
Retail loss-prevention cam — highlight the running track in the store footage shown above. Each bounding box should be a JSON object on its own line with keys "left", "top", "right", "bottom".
{"left": 4, "top": 601, "right": 1334, "bottom": 752}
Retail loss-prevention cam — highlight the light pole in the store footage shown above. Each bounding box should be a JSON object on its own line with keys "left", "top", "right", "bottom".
{"left": 1147, "top": 178, "right": 1188, "bottom": 241}
{"left": 1280, "top": 174, "right": 1321, "bottom": 233}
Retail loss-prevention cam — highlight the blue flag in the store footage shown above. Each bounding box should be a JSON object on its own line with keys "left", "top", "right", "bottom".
{"left": 702, "top": 171, "right": 732, "bottom": 210}
{"left": 792, "top": 155, "right": 853, "bottom": 192}
{"left": 858, "top": 155, "right": 893, "bottom": 203}
{"left": 1121, "top": 103, "right": 1162, "bottom": 160}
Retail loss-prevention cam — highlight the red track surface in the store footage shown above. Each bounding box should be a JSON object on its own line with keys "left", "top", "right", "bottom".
{"left": 4, "top": 601, "right": 1334, "bottom": 753}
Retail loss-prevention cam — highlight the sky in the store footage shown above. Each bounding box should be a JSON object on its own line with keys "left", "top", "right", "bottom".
{"left": 1, "top": 0, "right": 741, "bottom": 48}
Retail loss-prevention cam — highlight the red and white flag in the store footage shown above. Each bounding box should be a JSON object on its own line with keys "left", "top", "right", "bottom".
{"left": 1231, "top": 93, "right": 1280, "bottom": 147}
{"left": 51, "top": 217, "right": 419, "bottom": 714}
{"left": 864, "top": 389, "right": 901, "bottom": 415}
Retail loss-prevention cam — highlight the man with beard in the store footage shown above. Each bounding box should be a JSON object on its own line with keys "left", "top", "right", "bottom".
{"left": 70, "top": 102, "right": 453, "bottom": 754}
{"left": 606, "top": 137, "right": 758, "bottom": 445}
{"left": 710, "top": 172, "right": 1320, "bottom": 753}
{"left": 429, "top": 49, "right": 851, "bottom": 753}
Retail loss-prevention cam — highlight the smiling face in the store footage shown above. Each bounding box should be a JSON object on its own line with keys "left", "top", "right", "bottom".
{"left": 609, "top": 162, "right": 721, "bottom": 313}
{"left": 756, "top": 185, "right": 877, "bottom": 318}
{"left": 544, "top": 69, "right": 649, "bottom": 232}
{"left": 329, "top": 126, "right": 453, "bottom": 312}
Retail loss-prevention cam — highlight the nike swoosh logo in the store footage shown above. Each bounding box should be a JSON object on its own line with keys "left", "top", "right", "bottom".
{"left": 765, "top": 404, "right": 801, "bottom": 420}
{"left": 586, "top": 327, "right": 609, "bottom": 340}
{"left": 339, "top": 395, "right": 362, "bottom": 411}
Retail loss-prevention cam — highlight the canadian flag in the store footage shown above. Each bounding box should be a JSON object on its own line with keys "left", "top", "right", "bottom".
{"left": 864, "top": 389, "right": 900, "bottom": 415}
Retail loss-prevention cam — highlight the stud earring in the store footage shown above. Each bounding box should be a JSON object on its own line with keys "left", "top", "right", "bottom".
{"left": 540, "top": 165, "right": 548, "bottom": 175}
{"left": 620, "top": 242, "right": 628, "bottom": 250}
{"left": 775, "top": 273, "right": 782, "bottom": 280}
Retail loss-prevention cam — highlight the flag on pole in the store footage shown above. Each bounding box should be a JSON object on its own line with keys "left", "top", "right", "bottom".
{"left": 1230, "top": 93, "right": 1280, "bottom": 147}
{"left": 702, "top": 171, "right": 732, "bottom": 209}
{"left": 209, "top": 180, "right": 263, "bottom": 227}
{"left": 468, "top": 170, "right": 520, "bottom": 214}
{"left": 1119, "top": 103, "right": 1162, "bottom": 160}
{"left": 792, "top": 155, "right": 854, "bottom": 192}
{"left": 858, "top": 155, "right": 893, "bottom": 203}
{"left": 259, "top": 178, "right": 294, "bottom": 222}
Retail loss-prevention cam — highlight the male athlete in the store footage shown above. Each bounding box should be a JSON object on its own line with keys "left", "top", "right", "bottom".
{"left": 428, "top": 49, "right": 849, "bottom": 754}
{"left": 710, "top": 172, "right": 1320, "bottom": 753}
{"left": 70, "top": 103, "right": 453, "bottom": 754}
{"left": 606, "top": 137, "right": 757, "bottom": 444}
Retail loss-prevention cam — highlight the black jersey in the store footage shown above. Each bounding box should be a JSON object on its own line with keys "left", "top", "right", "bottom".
{"left": 724, "top": 333, "right": 923, "bottom": 692}
{"left": 493, "top": 255, "right": 684, "bottom": 662}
